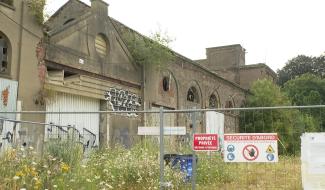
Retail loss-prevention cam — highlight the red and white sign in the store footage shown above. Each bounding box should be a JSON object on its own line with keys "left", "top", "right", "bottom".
{"left": 193, "top": 134, "right": 218, "bottom": 151}
{"left": 224, "top": 133, "right": 278, "bottom": 163}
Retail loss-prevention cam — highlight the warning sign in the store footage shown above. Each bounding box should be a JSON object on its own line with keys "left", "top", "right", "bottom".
{"left": 193, "top": 134, "right": 218, "bottom": 151}
{"left": 224, "top": 133, "right": 278, "bottom": 163}
{"left": 242, "top": 144, "right": 259, "bottom": 161}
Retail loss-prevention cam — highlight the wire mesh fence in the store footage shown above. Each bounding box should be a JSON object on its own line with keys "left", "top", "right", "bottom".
{"left": 0, "top": 105, "right": 324, "bottom": 189}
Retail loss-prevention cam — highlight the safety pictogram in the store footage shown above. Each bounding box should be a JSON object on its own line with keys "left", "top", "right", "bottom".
{"left": 242, "top": 144, "right": 259, "bottom": 161}
{"left": 266, "top": 145, "right": 275, "bottom": 153}
{"left": 267, "top": 153, "right": 274, "bottom": 161}
{"left": 227, "top": 144, "right": 235, "bottom": 152}
{"left": 227, "top": 153, "right": 235, "bottom": 161}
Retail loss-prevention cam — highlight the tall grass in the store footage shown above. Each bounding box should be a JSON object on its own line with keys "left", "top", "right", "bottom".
{"left": 0, "top": 140, "right": 301, "bottom": 189}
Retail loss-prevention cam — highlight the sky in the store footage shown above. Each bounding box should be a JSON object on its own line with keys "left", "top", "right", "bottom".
{"left": 46, "top": 0, "right": 325, "bottom": 71}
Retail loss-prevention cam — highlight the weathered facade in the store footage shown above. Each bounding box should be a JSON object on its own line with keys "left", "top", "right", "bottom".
{"left": 0, "top": 0, "right": 44, "bottom": 152}
{"left": 1, "top": 0, "right": 278, "bottom": 152}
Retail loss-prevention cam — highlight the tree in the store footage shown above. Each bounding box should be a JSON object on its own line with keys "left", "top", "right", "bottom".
{"left": 240, "top": 79, "right": 318, "bottom": 154}
{"left": 283, "top": 73, "right": 325, "bottom": 105}
{"left": 283, "top": 73, "right": 325, "bottom": 131}
{"left": 277, "top": 55, "right": 325, "bottom": 86}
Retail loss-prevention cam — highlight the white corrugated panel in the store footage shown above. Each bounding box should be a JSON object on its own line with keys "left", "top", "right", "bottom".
{"left": 45, "top": 92, "right": 100, "bottom": 146}
{"left": 0, "top": 78, "right": 18, "bottom": 120}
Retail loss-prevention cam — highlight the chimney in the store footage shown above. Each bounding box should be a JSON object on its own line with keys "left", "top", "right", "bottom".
{"left": 91, "top": 0, "right": 109, "bottom": 17}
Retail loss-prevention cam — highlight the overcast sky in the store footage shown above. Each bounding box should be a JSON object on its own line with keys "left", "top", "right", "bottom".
{"left": 46, "top": 0, "right": 325, "bottom": 71}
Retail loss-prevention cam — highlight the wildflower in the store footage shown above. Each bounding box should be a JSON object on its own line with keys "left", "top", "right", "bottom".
{"left": 15, "top": 171, "right": 24, "bottom": 177}
{"left": 29, "top": 146, "right": 34, "bottom": 150}
{"left": 20, "top": 188, "right": 26, "bottom": 190}
{"left": 31, "top": 161, "right": 37, "bottom": 166}
{"left": 81, "top": 164, "right": 87, "bottom": 168}
{"left": 60, "top": 162, "right": 70, "bottom": 172}
{"left": 105, "top": 184, "right": 113, "bottom": 189}
{"left": 13, "top": 176, "right": 20, "bottom": 180}
{"left": 86, "top": 179, "right": 92, "bottom": 182}
{"left": 94, "top": 175, "right": 100, "bottom": 179}
{"left": 53, "top": 185, "right": 58, "bottom": 188}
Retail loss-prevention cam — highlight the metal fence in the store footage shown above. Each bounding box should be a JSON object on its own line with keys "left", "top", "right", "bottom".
{"left": 0, "top": 105, "right": 325, "bottom": 189}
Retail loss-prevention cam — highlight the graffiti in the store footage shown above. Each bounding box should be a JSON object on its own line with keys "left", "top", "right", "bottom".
{"left": 46, "top": 123, "right": 97, "bottom": 153}
{"left": 104, "top": 88, "right": 141, "bottom": 117}
{"left": 1, "top": 86, "right": 9, "bottom": 107}
{"left": 83, "top": 128, "right": 96, "bottom": 151}
{"left": 0, "top": 119, "right": 16, "bottom": 151}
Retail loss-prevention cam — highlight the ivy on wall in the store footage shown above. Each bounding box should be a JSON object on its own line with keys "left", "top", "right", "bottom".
{"left": 26, "top": 0, "right": 46, "bottom": 25}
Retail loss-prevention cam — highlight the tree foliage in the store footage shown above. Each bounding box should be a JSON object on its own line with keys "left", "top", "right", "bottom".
{"left": 283, "top": 74, "right": 325, "bottom": 131}
{"left": 283, "top": 73, "right": 325, "bottom": 105}
{"left": 277, "top": 55, "right": 325, "bottom": 86}
{"left": 240, "top": 79, "right": 319, "bottom": 154}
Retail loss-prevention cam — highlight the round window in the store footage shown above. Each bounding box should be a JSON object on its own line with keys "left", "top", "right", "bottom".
{"left": 95, "top": 34, "right": 108, "bottom": 56}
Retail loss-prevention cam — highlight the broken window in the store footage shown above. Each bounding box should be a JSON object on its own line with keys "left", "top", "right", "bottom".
{"left": 162, "top": 77, "right": 169, "bottom": 91}
{"left": 0, "top": 33, "right": 10, "bottom": 74}
{"left": 187, "top": 87, "right": 199, "bottom": 103}
{"left": 209, "top": 94, "right": 218, "bottom": 108}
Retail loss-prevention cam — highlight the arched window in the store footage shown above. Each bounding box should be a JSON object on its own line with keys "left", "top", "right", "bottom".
{"left": 95, "top": 34, "right": 108, "bottom": 57}
{"left": 0, "top": 32, "right": 10, "bottom": 74}
{"left": 225, "top": 100, "right": 233, "bottom": 108}
{"left": 187, "top": 87, "right": 199, "bottom": 103}
{"left": 162, "top": 77, "right": 169, "bottom": 91}
{"left": 209, "top": 94, "right": 218, "bottom": 108}
{"left": 225, "top": 99, "right": 234, "bottom": 114}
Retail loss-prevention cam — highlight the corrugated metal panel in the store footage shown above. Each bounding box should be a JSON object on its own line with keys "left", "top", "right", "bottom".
{"left": 45, "top": 92, "right": 100, "bottom": 146}
{"left": 0, "top": 78, "right": 18, "bottom": 120}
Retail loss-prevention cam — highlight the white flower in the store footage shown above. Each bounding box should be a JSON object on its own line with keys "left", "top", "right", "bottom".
{"left": 20, "top": 188, "right": 26, "bottom": 190}
{"left": 81, "top": 164, "right": 87, "bottom": 168}
{"left": 31, "top": 161, "right": 37, "bottom": 165}
{"left": 13, "top": 176, "right": 20, "bottom": 180}
{"left": 28, "top": 146, "right": 34, "bottom": 150}
{"left": 86, "top": 178, "right": 92, "bottom": 182}
{"left": 105, "top": 184, "right": 113, "bottom": 189}
{"left": 94, "top": 175, "right": 100, "bottom": 179}
{"left": 53, "top": 185, "right": 58, "bottom": 188}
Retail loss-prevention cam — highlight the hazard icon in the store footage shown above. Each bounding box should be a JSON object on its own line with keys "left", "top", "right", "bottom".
{"left": 266, "top": 145, "right": 275, "bottom": 153}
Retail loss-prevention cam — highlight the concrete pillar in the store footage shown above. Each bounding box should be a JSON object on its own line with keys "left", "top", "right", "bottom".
{"left": 99, "top": 100, "right": 110, "bottom": 148}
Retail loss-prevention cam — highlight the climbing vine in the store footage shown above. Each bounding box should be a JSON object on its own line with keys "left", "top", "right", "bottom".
{"left": 121, "top": 30, "right": 175, "bottom": 67}
{"left": 26, "top": 0, "right": 46, "bottom": 25}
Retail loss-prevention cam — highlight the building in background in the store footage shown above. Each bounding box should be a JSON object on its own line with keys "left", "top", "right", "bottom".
{"left": 196, "top": 44, "right": 277, "bottom": 90}
{"left": 0, "top": 0, "right": 276, "bottom": 152}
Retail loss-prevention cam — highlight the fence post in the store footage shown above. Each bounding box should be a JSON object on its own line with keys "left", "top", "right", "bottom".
{"left": 191, "top": 111, "right": 196, "bottom": 190}
{"left": 159, "top": 106, "right": 164, "bottom": 190}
